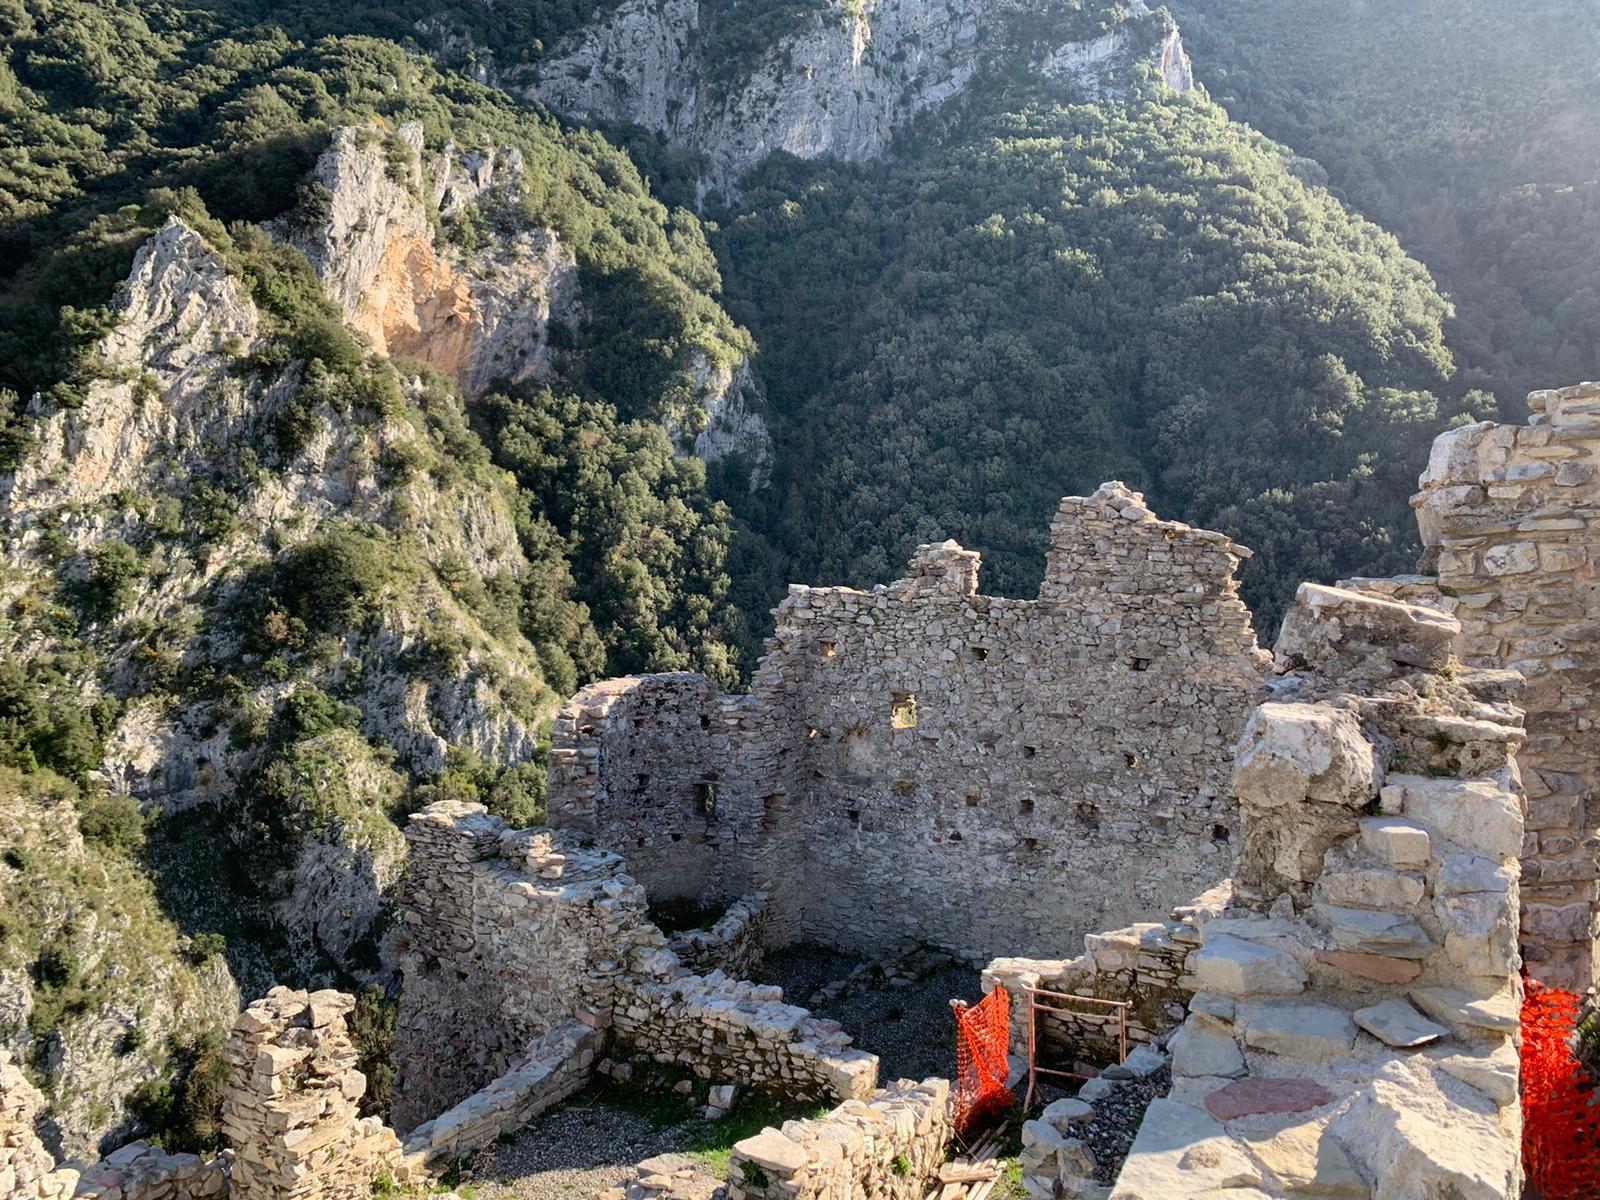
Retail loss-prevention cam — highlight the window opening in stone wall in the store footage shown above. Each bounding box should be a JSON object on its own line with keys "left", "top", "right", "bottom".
{"left": 891, "top": 693, "right": 919, "bottom": 729}
{"left": 1019, "top": 796, "right": 1035, "bottom": 814}
{"left": 972, "top": 646, "right": 989, "bottom": 661}
{"left": 948, "top": 831, "right": 963, "bottom": 842}
{"left": 965, "top": 793, "right": 980, "bottom": 807}
{"left": 1076, "top": 801, "right": 1100, "bottom": 828}
{"left": 700, "top": 715, "right": 712, "bottom": 729}
{"left": 847, "top": 808, "right": 861, "bottom": 825}
{"left": 1023, "top": 837, "right": 1040, "bottom": 851}
{"left": 806, "top": 725, "right": 820, "bottom": 739}
{"left": 891, "top": 779, "right": 915, "bottom": 797}
{"left": 1212, "top": 824, "right": 1230, "bottom": 842}
{"left": 637, "top": 772, "right": 651, "bottom": 788}
{"left": 1129, "top": 657, "right": 1151, "bottom": 672}
{"left": 819, "top": 640, "right": 837, "bottom": 657}
{"left": 694, "top": 782, "right": 717, "bottom": 817}
{"left": 1023, "top": 745, "right": 1037, "bottom": 758}
{"left": 1124, "top": 753, "right": 1140, "bottom": 768}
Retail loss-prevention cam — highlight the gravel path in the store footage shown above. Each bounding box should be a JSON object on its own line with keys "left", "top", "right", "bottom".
{"left": 464, "top": 1094, "right": 722, "bottom": 1200}
{"left": 754, "top": 944, "right": 984, "bottom": 1083}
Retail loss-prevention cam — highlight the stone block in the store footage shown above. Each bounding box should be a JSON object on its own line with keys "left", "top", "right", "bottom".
{"left": 1190, "top": 934, "right": 1307, "bottom": 996}
{"left": 1241, "top": 1002, "right": 1357, "bottom": 1062}
{"left": 1358, "top": 818, "right": 1431, "bottom": 868}
{"left": 1169, "top": 1014, "right": 1245, "bottom": 1079}
{"left": 1390, "top": 775, "right": 1521, "bottom": 858}
{"left": 1234, "top": 702, "right": 1379, "bottom": 811}
{"left": 1275, "top": 582, "right": 1459, "bottom": 672}
{"left": 1318, "top": 905, "right": 1432, "bottom": 959}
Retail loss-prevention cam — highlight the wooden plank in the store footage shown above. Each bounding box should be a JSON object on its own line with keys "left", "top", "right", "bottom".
{"left": 939, "top": 1162, "right": 1004, "bottom": 1183}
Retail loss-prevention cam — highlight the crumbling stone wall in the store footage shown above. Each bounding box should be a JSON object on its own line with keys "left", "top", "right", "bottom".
{"left": 549, "top": 483, "right": 1270, "bottom": 961}
{"left": 1, "top": 1051, "right": 80, "bottom": 1200}
{"left": 75, "top": 1143, "right": 228, "bottom": 1200}
{"left": 391, "top": 801, "right": 879, "bottom": 1134}
{"left": 222, "top": 988, "right": 419, "bottom": 1200}
{"left": 391, "top": 804, "right": 651, "bottom": 1128}
{"left": 984, "top": 883, "right": 1230, "bottom": 1071}
{"left": 1410, "top": 379, "right": 1600, "bottom": 991}
{"left": 726, "top": 1078, "right": 952, "bottom": 1200}
{"left": 1108, "top": 582, "right": 1524, "bottom": 1200}
{"left": 666, "top": 892, "right": 769, "bottom": 976}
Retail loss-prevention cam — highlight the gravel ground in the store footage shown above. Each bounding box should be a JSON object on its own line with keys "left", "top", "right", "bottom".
{"left": 464, "top": 1093, "right": 723, "bottom": 1200}
{"left": 754, "top": 944, "right": 985, "bottom": 1083}
{"left": 1079, "top": 1066, "right": 1170, "bottom": 1184}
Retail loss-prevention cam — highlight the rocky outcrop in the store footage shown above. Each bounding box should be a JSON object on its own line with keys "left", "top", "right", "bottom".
{"left": 289, "top": 124, "right": 578, "bottom": 399}
{"left": 0, "top": 782, "right": 240, "bottom": 1159}
{"left": 671, "top": 358, "right": 774, "bottom": 488}
{"left": 529, "top": 0, "right": 1192, "bottom": 193}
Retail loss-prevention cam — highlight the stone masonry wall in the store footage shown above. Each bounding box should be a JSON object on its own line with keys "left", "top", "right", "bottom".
{"left": 390, "top": 804, "right": 641, "bottom": 1129}
{"left": 984, "top": 883, "right": 1231, "bottom": 1072}
{"left": 1, "top": 1051, "right": 81, "bottom": 1200}
{"left": 1411, "top": 379, "right": 1600, "bottom": 991}
{"left": 392, "top": 801, "right": 879, "bottom": 1134}
{"left": 221, "top": 988, "right": 419, "bottom": 1200}
{"left": 548, "top": 483, "right": 1270, "bottom": 962}
{"left": 726, "top": 1078, "right": 952, "bottom": 1200}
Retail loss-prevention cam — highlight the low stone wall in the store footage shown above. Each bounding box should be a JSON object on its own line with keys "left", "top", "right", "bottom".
{"left": 727, "top": 1078, "right": 952, "bottom": 1200}
{"left": 614, "top": 970, "right": 878, "bottom": 1103}
{"left": 403, "top": 1021, "right": 599, "bottom": 1162}
{"left": 75, "top": 1142, "right": 227, "bottom": 1200}
{"left": 667, "top": 892, "right": 769, "bottom": 976}
{"left": 984, "top": 884, "right": 1228, "bottom": 1070}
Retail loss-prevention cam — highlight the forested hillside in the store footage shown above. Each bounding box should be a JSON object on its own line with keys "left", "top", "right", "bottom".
{"left": 1177, "top": 0, "right": 1600, "bottom": 410}
{"left": 712, "top": 73, "right": 1485, "bottom": 625}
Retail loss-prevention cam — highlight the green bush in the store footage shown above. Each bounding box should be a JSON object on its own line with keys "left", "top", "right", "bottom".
{"left": 79, "top": 540, "right": 144, "bottom": 620}
{"left": 78, "top": 795, "right": 146, "bottom": 854}
{"left": 273, "top": 530, "right": 396, "bottom": 633}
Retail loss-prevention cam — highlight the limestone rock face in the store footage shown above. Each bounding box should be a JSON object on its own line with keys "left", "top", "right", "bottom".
{"left": 528, "top": 0, "right": 1193, "bottom": 194}
{"left": 289, "top": 124, "right": 578, "bottom": 400}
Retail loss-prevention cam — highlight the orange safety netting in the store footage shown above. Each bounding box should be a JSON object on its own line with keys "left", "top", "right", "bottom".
{"left": 1522, "top": 976, "right": 1600, "bottom": 1199}
{"left": 951, "top": 987, "right": 1013, "bottom": 1137}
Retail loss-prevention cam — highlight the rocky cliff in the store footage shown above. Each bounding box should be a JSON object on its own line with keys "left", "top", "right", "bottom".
{"left": 289, "top": 122, "right": 773, "bottom": 482}
{"left": 524, "top": 0, "right": 1192, "bottom": 192}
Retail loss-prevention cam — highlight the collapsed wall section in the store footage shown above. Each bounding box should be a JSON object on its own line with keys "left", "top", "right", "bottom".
{"left": 1107, "top": 583, "right": 1524, "bottom": 1200}
{"left": 1411, "top": 380, "right": 1600, "bottom": 991}
{"left": 391, "top": 801, "right": 878, "bottom": 1134}
{"left": 547, "top": 483, "right": 1270, "bottom": 961}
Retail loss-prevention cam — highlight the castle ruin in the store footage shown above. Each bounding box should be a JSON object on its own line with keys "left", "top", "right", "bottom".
{"left": 11, "top": 384, "right": 1600, "bottom": 1199}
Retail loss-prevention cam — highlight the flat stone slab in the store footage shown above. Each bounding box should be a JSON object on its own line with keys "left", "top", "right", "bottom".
{"left": 1355, "top": 998, "right": 1448, "bottom": 1048}
{"left": 1242, "top": 1001, "right": 1358, "bottom": 1062}
{"left": 1203, "top": 1077, "right": 1337, "bottom": 1121}
{"left": 1314, "top": 949, "right": 1423, "bottom": 983}
{"left": 1241, "top": 1115, "right": 1367, "bottom": 1198}
{"left": 1107, "top": 1099, "right": 1261, "bottom": 1199}
{"left": 1409, "top": 985, "right": 1519, "bottom": 1033}
{"left": 1320, "top": 904, "right": 1433, "bottom": 958}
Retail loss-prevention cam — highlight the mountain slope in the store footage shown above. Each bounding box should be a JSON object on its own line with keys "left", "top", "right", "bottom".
{"left": 1176, "top": 0, "right": 1600, "bottom": 410}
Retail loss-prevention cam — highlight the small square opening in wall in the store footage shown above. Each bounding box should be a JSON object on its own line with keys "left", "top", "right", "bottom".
{"left": 1125, "top": 753, "right": 1140, "bottom": 769}
{"left": 965, "top": 794, "right": 980, "bottom": 807}
{"left": 637, "top": 773, "right": 651, "bottom": 788}
{"left": 891, "top": 693, "right": 919, "bottom": 729}
{"left": 1019, "top": 796, "right": 1035, "bottom": 814}
{"left": 700, "top": 715, "right": 712, "bottom": 730}
{"left": 819, "top": 640, "right": 838, "bottom": 657}
{"left": 1022, "top": 837, "right": 1040, "bottom": 851}
{"left": 695, "top": 782, "right": 717, "bottom": 817}
{"left": 971, "top": 646, "right": 989, "bottom": 662}
{"left": 1023, "top": 745, "right": 1037, "bottom": 758}
{"left": 891, "top": 780, "right": 916, "bottom": 797}
{"left": 847, "top": 808, "right": 861, "bottom": 825}
{"left": 1129, "top": 657, "right": 1152, "bottom": 672}
{"left": 1212, "top": 824, "right": 1231, "bottom": 842}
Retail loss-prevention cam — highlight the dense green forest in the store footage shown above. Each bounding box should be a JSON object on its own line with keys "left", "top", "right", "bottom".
{"left": 712, "top": 85, "right": 1485, "bottom": 627}
{"left": 1177, "top": 0, "right": 1600, "bottom": 412}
